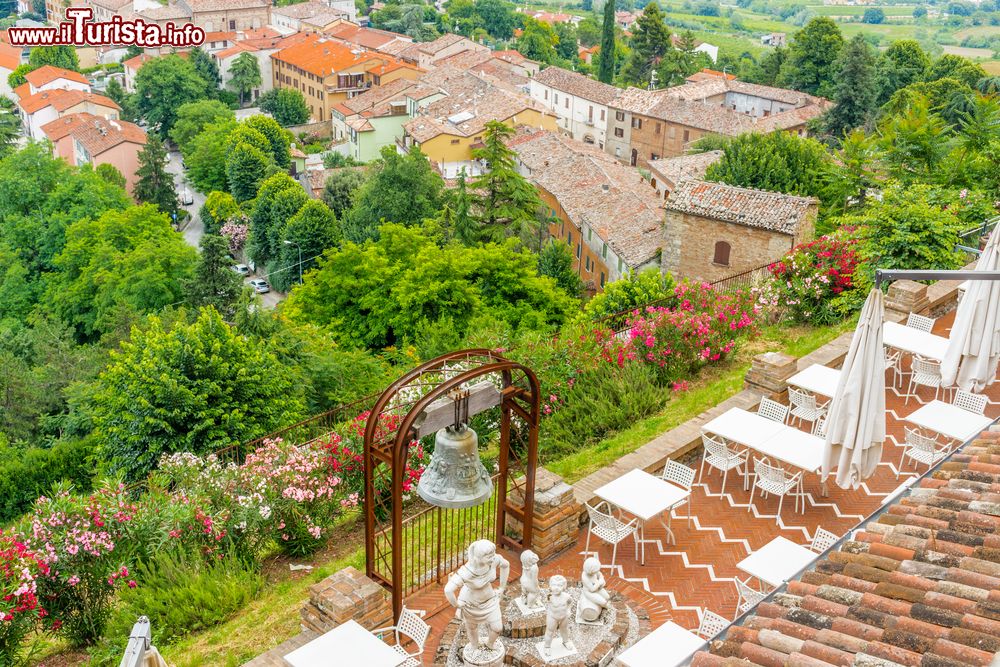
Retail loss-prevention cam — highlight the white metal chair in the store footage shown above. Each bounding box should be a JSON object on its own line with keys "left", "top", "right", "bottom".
{"left": 812, "top": 415, "right": 827, "bottom": 437}
{"left": 906, "top": 355, "right": 944, "bottom": 403}
{"left": 692, "top": 609, "right": 729, "bottom": 639}
{"left": 749, "top": 457, "right": 803, "bottom": 523}
{"left": 661, "top": 459, "right": 696, "bottom": 530}
{"left": 373, "top": 607, "right": 429, "bottom": 667}
{"left": 954, "top": 389, "right": 988, "bottom": 415}
{"left": 808, "top": 526, "right": 839, "bottom": 553}
{"left": 698, "top": 432, "right": 749, "bottom": 492}
{"left": 787, "top": 387, "right": 828, "bottom": 429}
{"left": 885, "top": 348, "right": 903, "bottom": 389}
{"left": 584, "top": 501, "right": 638, "bottom": 569}
{"left": 734, "top": 577, "right": 767, "bottom": 619}
{"left": 906, "top": 312, "right": 936, "bottom": 333}
{"left": 897, "top": 427, "right": 951, "bottom": 477}
{"left": 757, "top": 397, "right": 790, "bottom": 424}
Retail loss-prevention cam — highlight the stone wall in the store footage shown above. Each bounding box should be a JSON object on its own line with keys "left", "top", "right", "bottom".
{"left": 506, "top": 467, "right": 583, "bottom": 563}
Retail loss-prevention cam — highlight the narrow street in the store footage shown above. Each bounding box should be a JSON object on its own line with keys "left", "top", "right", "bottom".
{"left": 166, "top": 149, "right": 285, "bottom": 309}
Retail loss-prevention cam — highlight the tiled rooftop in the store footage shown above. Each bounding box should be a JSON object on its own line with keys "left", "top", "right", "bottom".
{"left": 532, "top": 65, "right": 621, "bottom": 105}
{"left": 665, "top": 179, "right": 818, "bottom": 235}
{"left": 648, "top": 151, "right": 724, "bottom": 191}
{"left": 415, "top": 312, "right": 1000, "bottom": 665}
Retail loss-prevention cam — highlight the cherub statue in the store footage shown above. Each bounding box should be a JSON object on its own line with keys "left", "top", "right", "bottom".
{"left": 577, "top": 556, "right": 610, "bottom": 622}
{"left": 520, "top": 550, "right": 542, "bottom": 609}
{"left": 444, "top": 539, "right": 510, "bottom": 655}
{"left": 542, "top": 575, "right": 575, "bottom": 657}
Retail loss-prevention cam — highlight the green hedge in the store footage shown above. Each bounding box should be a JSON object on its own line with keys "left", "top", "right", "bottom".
{"left": 0, "top": 438, "right": 95, "bottom": 524}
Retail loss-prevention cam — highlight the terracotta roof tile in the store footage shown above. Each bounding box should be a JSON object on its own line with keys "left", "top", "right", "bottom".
{"left": 694, "top": 429, "right": 1000, "bottom": 667}
{"left": 24, "top": 64, "right": 89, "bottom": 88}
{"left": 648, "top": 150, "right": 723, "bottom": 189}
{"left": 665, "top": 179, "right": 816, "bottom": 235}
{"left": 41, "top": 112, "right": 146, "bottom": 155}
{"left": 184, "top": 0, "right": 267, "bottom": 11}
{"left": 532, "top": 65, "right": 620, "bottom": 105}
{"left": 271, "top": 33, "right": 394, "bottom": 78}
{"left": 510, "top": 129, "right": 663, "bottom": 269}
{"left": 0, "top": 41, "right": 21, "bottom": 71}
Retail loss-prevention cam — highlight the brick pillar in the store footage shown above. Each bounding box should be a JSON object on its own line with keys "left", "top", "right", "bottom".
{"left": 744, "top": 351, "right": 797, "bottom": 396}
{"left": 505, "top": 467, "right": 582, "bottom": 562}
{"left": 299, "top": 566, "right": 391, "bottom": 634}
{"left": 886, "top": 280, "right": 929, "bottom": 317}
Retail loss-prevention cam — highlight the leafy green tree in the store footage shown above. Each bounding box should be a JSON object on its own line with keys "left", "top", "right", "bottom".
{"left": 91, "top": 308, "right": 305, "bottom": 481}
{"left": 284, "top": 224, "right": 574, "bottom": 350}
{"left": 248, "top": 173, "right": 309, "bottom": 266}
{"left": 243, "top": 115, "right": 291, "bottom": 168}
{"left": 705, "top": 132, "right": 831, "bottom": 202}
{"left": 135, "top": 55, "right": 210, "bottom": 135}
{"left": 103, "top": 77, "right": 137, "bottom": 121}
{"left": 28, "top": 45, "right": 79, "bottom": 71}
{"left": 656, "top": 32, "right": 711, "bottom": 87}
{"left": 751, "top": 46, "right": 786, "bottom": 86}
{"left": 878, "top": 96, "right": 950, "bottom": 182}
{"left": 538, "top": 238, "right": 584, "bottom": 298}
{"left": 623, "top": 2, "right": 671, "bottom": 86}
{"left": 187, "top": 233, "right": 243, "bottom": 318}
{"left": 134, "top": 135, "right": 179, "bottom": 217}
{"left": 272, "top": 200, "right": 340, "bottom": 291}
{"left": 468, "top": 121, "right": 544, "bottom": 247}
{"left": 927, "top": 54, "right": 986, "bottom": 87}
{"left": 554, "top": 22, "right": 579, "bottom": 61}
{"left": 885, "top": 77, "right": 976, "bottom": 126}
{"left": 7, "top": 64, "right": 32, "bottom": 89}
{"left": 579, "top": 268, "right": 676, "bottom": 321}
{"left": 875, "top": 40, "right": 930, "bottom": 106}
{"left": 321, "top": 167, "right": 365, "bottom": 219}
{"left": 258, "top": 88, "right": 310, "bottom": 126}
{"left": 778, "top": 17, "right": 844, "bottom": 97}
{"left": 226, "top": 141, "right": 272, "bottom": 202}
{"left": 184, "top": 119, "right": 238, "bottom": 192}
{"left": 577, "top": 17, "right": 601, "bottom": 47}
{"left": 169, "top": 99, "right": 234, "bottom": 152}
{"left": 862, "top": 7, "right": 884, "bottom": 23}
{"left": 343, "top": 146, "right": 444, "bottom": 243}
{"left": 476, "top": 0, "right": 516, "bottom": 39}
{"left": 825, "top": 34, "right": 876, "bottom": 137}
{"left": 598, "top": 0, "right": 616, "bottom": 83}
{"left": 823, "top": 128, "right": 881, "bottom": 213}
{"left": 200, "top": 190, "right": 242, "bottom": 235}
{"left": 189, "top": 46, "right": 221, "bottom": 90}
{"left": 228, "top": 52, "right": 262, "bottom": 105}
{"left": 452, "top": 170, "right": 476, "bottom": 246}
{"left": 517, "top": 18, "right": 558, "bottom": 63}
{"left": 0, "top": 96, "right": 20, "bottom": 158}
{"left": 95, "top": 163, "right": 126, "bottom": 190}
{"left": 42, "top": 205, "right": 198, "bottom": 340}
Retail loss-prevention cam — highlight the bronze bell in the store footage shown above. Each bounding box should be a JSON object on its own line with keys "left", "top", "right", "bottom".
{"left": 416, "top": 423, "right": 493, "bottom": 509}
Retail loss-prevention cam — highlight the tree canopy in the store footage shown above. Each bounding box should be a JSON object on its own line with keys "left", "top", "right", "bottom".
{"left": 135, "top": 55, "right": 210, "bottom": 135}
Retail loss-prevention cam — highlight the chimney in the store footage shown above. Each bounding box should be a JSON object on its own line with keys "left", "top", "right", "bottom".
{"left": 601, "top": 183, "right": 609, "bottom": 193}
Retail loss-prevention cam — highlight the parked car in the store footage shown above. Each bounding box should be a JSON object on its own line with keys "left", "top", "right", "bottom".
{"left": 249, "top": 278, "right": 270, "bottom": 294}
{"left": 232, "top": 264, "right": 250, "bottom": 276}
{"left": 180, "top": 188, "right": 194, "bottom": 205}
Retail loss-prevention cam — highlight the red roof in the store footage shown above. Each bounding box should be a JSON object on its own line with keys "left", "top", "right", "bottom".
{"left": 0, "top": 41, "right": 20, "bottom": 71}
{"left": 42, "top": 112, "right": 146, "bottom": 155}
{"left": 24, "top": 65, "right": 89, "bottom": 88}
{"left": 19, "top": 88, "right": 119, "bottom": 114}
{"left": 123, "top": 53, "right": 153, "bottom": 71}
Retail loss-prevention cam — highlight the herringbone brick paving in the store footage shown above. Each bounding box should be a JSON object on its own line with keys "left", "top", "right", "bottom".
{"left": 415, "top": 312, "right": 1000, "bottom": 660}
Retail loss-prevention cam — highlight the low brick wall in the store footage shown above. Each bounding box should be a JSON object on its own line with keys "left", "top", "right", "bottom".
{"left": 506, "top": 467, "right": 583, "bottom": 563}
{"left": 299, "top": 566, "right": 391, "bottom": 634}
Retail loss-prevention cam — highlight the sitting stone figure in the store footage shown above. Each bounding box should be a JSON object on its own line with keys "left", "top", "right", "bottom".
{"left": 577, "top": 556, "right": 610, "bottom": 623}
{"left": 542, "top": 575, "right": 575, "bottom": 657}
{"left": 520, "top": 550, "right": 542, "bottom": 609}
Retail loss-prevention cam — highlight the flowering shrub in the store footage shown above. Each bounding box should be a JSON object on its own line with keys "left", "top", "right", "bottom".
{"left": 761, "top": 232, "right": 860, "bottom": 324}
{"left": 219, "top": 219, "right": 249, "bottom": 254}
{"left": 0, "top": 531, "right": 48, "bottom": 664}
{"left": 601, "top": 281, "right": 758, "bottom": 384}
{"left": 23, "top": 483, "right": 138, "bottom": 647}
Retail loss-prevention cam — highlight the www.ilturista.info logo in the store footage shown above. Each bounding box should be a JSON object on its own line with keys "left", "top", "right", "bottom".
{"left": 6, "top": 7, "right": 205, "bottom": 48}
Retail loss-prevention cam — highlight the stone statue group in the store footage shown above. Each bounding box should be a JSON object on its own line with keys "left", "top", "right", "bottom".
{"left": 444, "top": 539, "right": 611, "bottom": 664}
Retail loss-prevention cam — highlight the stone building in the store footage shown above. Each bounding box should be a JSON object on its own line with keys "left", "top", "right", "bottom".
{"left": 528, "top": 65, "right": 621, "bottom": 149}
{"left": 662, "top": 179, "right": 817, "bottom": 282}
{"left": 510, "top": 128, "right": 664, "bottom": 291}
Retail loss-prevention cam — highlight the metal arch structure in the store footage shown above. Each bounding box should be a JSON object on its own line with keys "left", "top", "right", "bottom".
{"left": 362, "top": 349, "right": 542, "bottom": 619}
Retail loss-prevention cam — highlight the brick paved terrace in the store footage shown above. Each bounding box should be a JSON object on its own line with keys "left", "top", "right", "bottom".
{"left": 409, "top": 310, "right": 1000, "bottom": 664}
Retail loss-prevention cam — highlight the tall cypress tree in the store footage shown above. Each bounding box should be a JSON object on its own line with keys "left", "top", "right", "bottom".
{"left": 134, "top": 135, "right": 179, "bottom": 217}
{"left": 598, "top": 0, "right": 616, "bottom": 83}
{"left": 825, "top": 34, "right": 876, "bottom": 138}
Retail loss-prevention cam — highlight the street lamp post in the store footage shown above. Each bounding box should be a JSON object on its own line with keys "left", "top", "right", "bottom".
{"left": 284, "top": 239, "right": 303, "bottom": 285}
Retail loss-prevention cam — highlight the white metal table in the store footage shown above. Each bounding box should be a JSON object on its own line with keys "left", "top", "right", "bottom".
{"left": 883, "top": 322, "right": 949, "bottom": 362}
{"left": 787, "top": 364, "right": 842, "bottom": 398}
{"left": 737, "top": 536, "right": 818, "bottom": 589}
{"left": 904, "top": 400, "right": 993, "bottom": 443}
{"left": 755, "top": 428, "right": 824, "bottom": 474}
{"left": 702, "top": 408, "right": 787, "bottom": 449}
{"left": 594, "top": 468, "right": 690, "bottom": 565}
{"left": 284, "top": 620, "right": 405, "bottom": 667}
{"left": 616, "top": 621, "right": 707, "bottom": 667}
